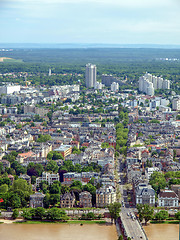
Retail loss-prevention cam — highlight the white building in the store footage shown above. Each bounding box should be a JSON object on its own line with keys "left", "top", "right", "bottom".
{"left": 95, "top": 82, "right": 103, "bottom": 90}
{"left": 163, "top": 79, "right": 170, "bottom": 89}
{"left": 0, "top": 84, "right": 20, "bottom": 95}
{"left": 136, "top": 183, "right": 155, "bottom": 206}
{"left": 158, "top": 189, "right": 179, "bottom": 207}
{"left": 36, "top": 172, "right": 59, "bottom": 187}
{"left": 111, "top": 82, "right": 119, "bottom": 92}
{"left": 172, "top": 98, "right": 180, "bottom": 111}
{"left": 85, "top": 63, "right": 96, "bottom": 88}
{"left": 139, "top": 73, "right": 170, "bottom": 96}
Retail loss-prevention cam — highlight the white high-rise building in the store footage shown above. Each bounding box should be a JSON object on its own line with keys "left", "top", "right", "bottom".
{"left": 85, "top": 63, "right": 96, "bottom": 88}
{"left": 157, "top": 77, "right": 163, "bottom": 89}
{"left": 144, "top": 72, "right": 152, "bottom": 82}
{"left": 111, "top": 82, "right": 119, "bottom": 92}
{"left": 152, "top": 76, "right": 157, "bottom": 90}
{"left": 139, "top": 77, "right": 144, "bottom": 92}
{"left": 162, "top": 79, "right": 170, "bottom": 89}
{"left": 139, "top": 73, "right": 170, "bottom": 96}
{"left": 147, "top": 82, "right": 154, "bottom": 96}
{"left": 49, "top": 68, "right": 52, "bottom": 76}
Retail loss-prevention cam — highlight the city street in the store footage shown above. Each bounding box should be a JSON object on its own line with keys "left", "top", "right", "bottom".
{"left": 117, "top": 158, "right": 147, "bottom": 240}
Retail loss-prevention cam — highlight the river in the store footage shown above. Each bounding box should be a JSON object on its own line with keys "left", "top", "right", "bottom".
{"left": 0, "top": 223, "right": 117, "bottom": 240}
{"left": 144, "top": 223, "right": 179, "bottom": 240}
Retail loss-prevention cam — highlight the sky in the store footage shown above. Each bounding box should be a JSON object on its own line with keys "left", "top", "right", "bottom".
{"left": 0, "top": 0, "right": 180, "bottom": 44}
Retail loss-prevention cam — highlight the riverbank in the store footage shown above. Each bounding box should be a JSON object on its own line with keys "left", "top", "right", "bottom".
{"left": 0, "top": 219, "right": 108, "bottom": 225}
{"left": 0, "top": 219, "right": 23, "bottom": 224}
{"left": 150, "top": 220, "right": 179, "bottom": 224}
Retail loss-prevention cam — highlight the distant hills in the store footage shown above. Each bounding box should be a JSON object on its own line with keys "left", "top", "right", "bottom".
{"left": 0, "top": 43, "right": 180, "bottom": 49}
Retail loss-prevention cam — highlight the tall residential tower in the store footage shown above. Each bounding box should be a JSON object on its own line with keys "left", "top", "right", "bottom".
{"left": 85, "top": 63, "right": 96, "bottom": 88}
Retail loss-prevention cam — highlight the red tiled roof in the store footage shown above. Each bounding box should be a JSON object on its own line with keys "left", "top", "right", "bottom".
{"left": 18, "top": 151, "right": 34, "bottom": 158}
{"left": 159, "top": 190, "right": 178, "bottom": 198}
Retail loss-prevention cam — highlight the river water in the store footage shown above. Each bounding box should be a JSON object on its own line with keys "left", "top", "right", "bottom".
{"left": 0, "top": 223, "right": 117, "bottom": 240}
{"left": 144, "top": 224, "right": 179, "bottom": 240}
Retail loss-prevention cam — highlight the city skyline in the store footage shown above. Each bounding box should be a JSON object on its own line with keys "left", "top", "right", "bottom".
{"left": 0, "top": 0, "right": 180, "bottom": 45}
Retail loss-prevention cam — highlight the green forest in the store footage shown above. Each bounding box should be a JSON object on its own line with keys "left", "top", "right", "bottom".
{"left": 0, "top": 48, "right": 180, "bottom": 92}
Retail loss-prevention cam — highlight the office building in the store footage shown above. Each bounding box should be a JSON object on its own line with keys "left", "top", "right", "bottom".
{"left": 85, "top": 63, "right": 96, "bottom": 88}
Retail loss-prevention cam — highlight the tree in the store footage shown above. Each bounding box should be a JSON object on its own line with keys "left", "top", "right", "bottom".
{"left": 12, "top": 209, "right": 19, "bottom": 219}
{"left": 0, "top": 184, "right": 8, "bottom": 193}
{"left": 108, "top": 202, "right": 121, "bottom": 223}
{"left": 34, "top": 207, "right": 46, "bottom": 220}
{"left": 47, "top": 111, "right": 53, "bottom": 122}
{"left": 149, "top": 172, "right": 166, "bottom": 194}
{"left": 47, "top": 151, "right": 64, "bottom": 160}
{"left": 36, "top": 134, "right": 51, "bottom": 143}
{"left": 70, "top": 180, "right": 82, "bottom": 191}
{"left": 175, "top": 211, "right": 180, "bottom": 220}
{"left": 46, "top": 160, "right": 58, "bottom": 173}
{"left": 47, "top": 208, "right": 68, "bottom": 221}
{"left": 49, "top": 194, "right": 60, "bottom": 206}
{"left": 22, "top": 209, "right": 33, "bottom": 220}
{"left": 86, "top": 212, "right": 95, "bottom": 220}
{"left": 83, "top": 183, "right": 96, "bottom": 195}
{"left": 49, "top": 182, "right": 61, "bottom": 194}
{"left": 118, "top": 236, "right": 123, "bottom": 240}
{"left": 9, "top": 194, "right": 21, "bottom": 208}
{"left": 154, "top": 210, "right": 168, "bottom": 221}
{"left": 11, "top": 179, "right": 32, "bottom": 193}
{"left": 137, "top": 204, "right": 154, "bottom": 225}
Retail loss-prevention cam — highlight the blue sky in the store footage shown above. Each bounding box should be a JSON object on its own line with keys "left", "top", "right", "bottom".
{"left": 0, "top": 0, "right": 180, "bottom": 44}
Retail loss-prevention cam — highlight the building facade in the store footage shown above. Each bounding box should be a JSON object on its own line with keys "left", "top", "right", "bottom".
{"left": 96, "top": 185, "right": 116, "bottom": 208}
{"left": 29, "top": 192, "right": 45, "bottom": 208}
{"left": 136, "top": 183, "right": 155, "bottom": 206}
{"left": 60, "top": 192, "right": 75, "bottom": 208}
{"left": 139, "top": 73, "right": 170, "bottom": 96}
{"left": 36, "top": 172, "right": 59, "bottom": 187}
{"left": 79, "top": 191, "right": 92, "bottom": 208}
{"left": 85, "top": 63, "right": 96, "bottom": 88}
{"left": 158, "top": 189, "right": 179, "bottom": 207}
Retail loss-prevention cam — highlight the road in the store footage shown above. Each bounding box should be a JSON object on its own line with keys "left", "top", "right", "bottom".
{"left": 116, "top": 157, "right": 147, "bottom": 240}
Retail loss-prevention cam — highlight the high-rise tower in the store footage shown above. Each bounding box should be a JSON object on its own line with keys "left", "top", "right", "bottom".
{"left": 85, "top": 63, "right": 96, "bottom": 88}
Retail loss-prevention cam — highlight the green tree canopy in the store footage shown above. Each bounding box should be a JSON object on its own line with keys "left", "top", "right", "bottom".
{"left": 137, "top": 204, "right": 154, "bottom": 225}
{"left": 108, "top": 202, "right": 121, "bottom": 223}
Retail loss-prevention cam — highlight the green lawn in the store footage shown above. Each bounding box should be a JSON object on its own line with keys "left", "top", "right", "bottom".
{"left": 14, "top": 220, "right": 107, "bottom": 224}
{"left": 3, "top": 58, "right": 23, "bottom": 63}
{"left": 150, "top": 220, "right": 179, "bottom": 224}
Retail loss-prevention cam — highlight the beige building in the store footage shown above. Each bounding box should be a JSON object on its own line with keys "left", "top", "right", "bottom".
{"left": 60, "top": 192, "right": 75, "bottom": 208}
{"left": 24, "top": 105, "right": 49, "bottom": 117}
{"left": 79, "top": 191, "right": 92, "bottom": 208}
{"left": 96, "top": 185, "right": 116, "bottom": 208}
